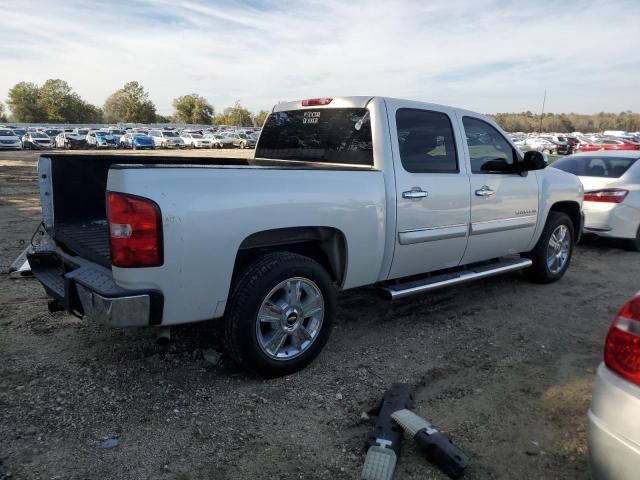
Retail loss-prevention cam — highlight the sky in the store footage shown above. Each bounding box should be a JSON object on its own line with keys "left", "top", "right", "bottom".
{"left": 1, "top": 0, "right": 639, "bottom": 116}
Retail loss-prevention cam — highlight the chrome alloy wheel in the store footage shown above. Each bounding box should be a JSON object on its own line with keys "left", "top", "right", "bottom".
{"left": 255, "top": 277, "right": 324, "bottom": 360}
{"left": 547, "top": 225, "right": 570, "bottom": 274}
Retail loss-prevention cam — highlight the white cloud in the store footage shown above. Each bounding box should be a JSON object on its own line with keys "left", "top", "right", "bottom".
{"left": 0, "top": 0, "right": 639, "bottom": 115}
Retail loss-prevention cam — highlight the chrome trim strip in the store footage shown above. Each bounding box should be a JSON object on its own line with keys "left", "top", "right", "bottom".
{"left": 584, "top": 226, "right": 612, "bottom": 232}
{"left": 398, "top": 224, "right": 468, "bottom": 245}
{"left": 471, "top": 215, "right": 537, "bottom": 235}
{"left": 383, "top": 258, "right": 533, "bottom": 300}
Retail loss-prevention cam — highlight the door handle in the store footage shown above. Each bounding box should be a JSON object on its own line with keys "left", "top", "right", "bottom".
{"left": 475, "top": 186, "right": 495, "bottom": 198}
{"left": 402, "top": 188, "right": 428, "bottom": 199}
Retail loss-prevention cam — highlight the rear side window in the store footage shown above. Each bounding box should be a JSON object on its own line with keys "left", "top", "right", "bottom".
{"left": 462, "top": 116, "right": 517, "bottom": 174}
{"left": 553, "top": 155, "right": 638, "bottom": 178}
{"left": 256, "top": 108, "right": 373, "bottom": 166}
{"left": 396, "top": 109, "right": 458, "bottom": 173}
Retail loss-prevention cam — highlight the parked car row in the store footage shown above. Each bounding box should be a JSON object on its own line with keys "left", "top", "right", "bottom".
{"left": 511, "top": 132, "right": 640, "bottom": 156}
{"left": 0, "top": 125, "right": 262, "bottom": 150}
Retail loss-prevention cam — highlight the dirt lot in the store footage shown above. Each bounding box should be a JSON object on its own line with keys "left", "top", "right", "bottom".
{"left": 0, "top": 149, "right": 637, "bottom": 480}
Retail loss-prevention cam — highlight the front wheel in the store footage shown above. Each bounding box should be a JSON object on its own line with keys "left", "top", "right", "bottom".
{"left": 524, "top": 212, "right": 574, "bottom": 283}
{"left": 224, "top": 252, "right": 335, "bottom": 377}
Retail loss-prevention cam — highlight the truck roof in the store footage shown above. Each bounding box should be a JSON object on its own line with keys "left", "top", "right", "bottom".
{"left": 272, "top": 96, "right": 490, "bottom": 122}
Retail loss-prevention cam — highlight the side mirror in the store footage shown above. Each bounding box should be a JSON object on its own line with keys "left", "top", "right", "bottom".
{"left": 521, "top": 150, "right": 547, "bottom": 171}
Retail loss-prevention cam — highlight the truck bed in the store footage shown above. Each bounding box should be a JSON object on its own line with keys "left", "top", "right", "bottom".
{"left": 42, "top": 154, "right": 376, "bottom": 268}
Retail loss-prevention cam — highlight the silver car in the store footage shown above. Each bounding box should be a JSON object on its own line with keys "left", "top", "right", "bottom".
{"left": 552, "top": 151, "right": 640, "bottom": 250}
{"left": 588, "top": 292, "right": 640, "bottom": 479}
{"left": 180, "top": 132, "right": 212, "bottom": 149}
{"left": 0, "top": 128, "right": 22, "bottom": 149}
{"left": 204, "top": 133, "right": 233, "bottom": 148}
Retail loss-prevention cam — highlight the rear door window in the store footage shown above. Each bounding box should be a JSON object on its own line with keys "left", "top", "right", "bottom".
{"left": 395, "top": 108, "right": 458, "bottom": 173}
{"left": 256, "top": 108, "right": 373, "bottom": 166}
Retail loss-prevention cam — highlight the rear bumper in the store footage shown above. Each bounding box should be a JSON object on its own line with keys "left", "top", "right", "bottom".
{"left": 588, "top": 364, "right": 640, "bottom": 480}
{"left": 583, "top": 203, "right": 640, "bottom": 239}
{"left": 28, "top": 248, "right": 163, "bottom": 327}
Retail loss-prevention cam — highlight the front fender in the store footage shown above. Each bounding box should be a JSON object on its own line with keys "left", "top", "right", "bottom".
{"left": 526, "top": 167, "right": 584, "bottom": 250}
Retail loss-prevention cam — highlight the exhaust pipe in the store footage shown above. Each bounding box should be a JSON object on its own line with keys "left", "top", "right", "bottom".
{"left": 156, "top": 327, "right": 171, "bottom": 345}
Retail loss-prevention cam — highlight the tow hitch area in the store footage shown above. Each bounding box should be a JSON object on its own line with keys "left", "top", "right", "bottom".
{"left": 362, "top": 383, "right": 471, "bottom": 479}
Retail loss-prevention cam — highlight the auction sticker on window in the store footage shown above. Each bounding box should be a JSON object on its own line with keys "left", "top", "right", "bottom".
{"left": 303, "top": 111, "right": 320, "bottom": 124}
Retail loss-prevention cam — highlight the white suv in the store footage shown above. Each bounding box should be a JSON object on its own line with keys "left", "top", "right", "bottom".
{"left": 149, "top": 130, "right": 185, "bottom": 149}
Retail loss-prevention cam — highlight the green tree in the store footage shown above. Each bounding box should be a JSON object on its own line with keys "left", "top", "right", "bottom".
{"left": 37, "top": 79, "right": 75, "bottom": 122}
{"left": 155, "top": 113, "right": 172, "bottom": 123}
{"left": 254, "top": 110, "right": 270, "bottom": 127}
{"left": 172, "top": 94, "right": 214, "bottom": 125}
{"left": 489, "top": 111, "right": 640, "bottom": 133}
{"left": 37, "top": 79, "right": 101, "bottom": 123}
{"left": 103, "top": 81, "right": 156, "bottom": 123}
{"left": 7, "top": 82, "right": 45, "bottom": 122}
{"left": 79, "top": 103, "right": 104, "bottom": 123}
{"left": 5, "top": 79, "right": 102, "bottom": 123}
{"left": 0, "top": 101, "right": 7, "bottom": 122}
{"left": 214, "top": 101, "right": 254, "bottom": 126}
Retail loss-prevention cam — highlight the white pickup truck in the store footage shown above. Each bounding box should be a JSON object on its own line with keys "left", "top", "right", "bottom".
{"left": 27, "top": 96, "right": 584, "bottom": 376}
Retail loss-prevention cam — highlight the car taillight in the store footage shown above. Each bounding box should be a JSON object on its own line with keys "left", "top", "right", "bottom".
{"left": 301, "top": 98, "right": 332, "bottom": 106}
{"left": 605, "top": 295, "right": 640, "bottom": 385}
{"left": 106, "top": 191, "right": 163, "bottom": 268}
{"left": 583, "top": 189, "right": 628, "bottom": 203}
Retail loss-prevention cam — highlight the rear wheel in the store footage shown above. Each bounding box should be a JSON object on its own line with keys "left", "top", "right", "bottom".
{"left": 224, "top": 252, "right": 335, "bottom": 377}
{"left": 625, "top": 226, "right": 640, "bottom": 252}
{"left": 524, "top": 211, "right": 574, "bottom": 283}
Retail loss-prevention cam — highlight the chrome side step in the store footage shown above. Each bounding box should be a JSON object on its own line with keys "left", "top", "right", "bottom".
{"left": 382, "top": 257, "right": 532, "bottom": 300}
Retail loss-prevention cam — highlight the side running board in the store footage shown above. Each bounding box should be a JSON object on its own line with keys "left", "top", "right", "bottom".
{"left": 382, "top": 257, "right": 532, "bottom": 300}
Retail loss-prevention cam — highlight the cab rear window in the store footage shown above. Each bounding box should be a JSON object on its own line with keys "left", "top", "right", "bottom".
{"left": 256, "top": 108, "right": 373, "bottom": 166}
{"left": 553, "top": 155, "right": 638, "bottom": 178}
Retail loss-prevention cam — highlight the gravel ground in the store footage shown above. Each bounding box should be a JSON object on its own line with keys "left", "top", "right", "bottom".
{"left": 1, "top": 149, "right": 637, "bottom": 480}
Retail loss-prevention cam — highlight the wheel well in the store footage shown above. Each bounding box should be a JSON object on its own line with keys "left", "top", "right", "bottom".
{"left": 232, "top": 227, "right": 347, "bottom": 287}
{"left": 549, "top": 201, "right": 581, "bottom": 243}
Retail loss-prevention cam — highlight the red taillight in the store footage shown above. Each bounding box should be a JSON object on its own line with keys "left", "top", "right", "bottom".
{"left": 301, "top": 98, "right": 332, "bottom": 106}
{"left": 106, "top": 191, "right": 163, "bottom": 268}
{"left": 584, "top": 189, "right": 629, "bottom": 203}
{"left": 605, "top": 295, "right": 640, "bottom": 385}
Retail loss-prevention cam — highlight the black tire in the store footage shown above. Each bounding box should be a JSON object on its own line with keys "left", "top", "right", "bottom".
{"left": 224, "top": 252, "right": 335, "bottom": 377}
{"left": 624, "top": 226, "right": 640, "bottom": 252}
{"left": 524, "top": 211, "right": 574, "bottom": 283}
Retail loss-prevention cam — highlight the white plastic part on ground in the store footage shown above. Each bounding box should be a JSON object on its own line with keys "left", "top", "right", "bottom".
{"left": 8, "top": 246, "right": 32, "bottom": 279}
